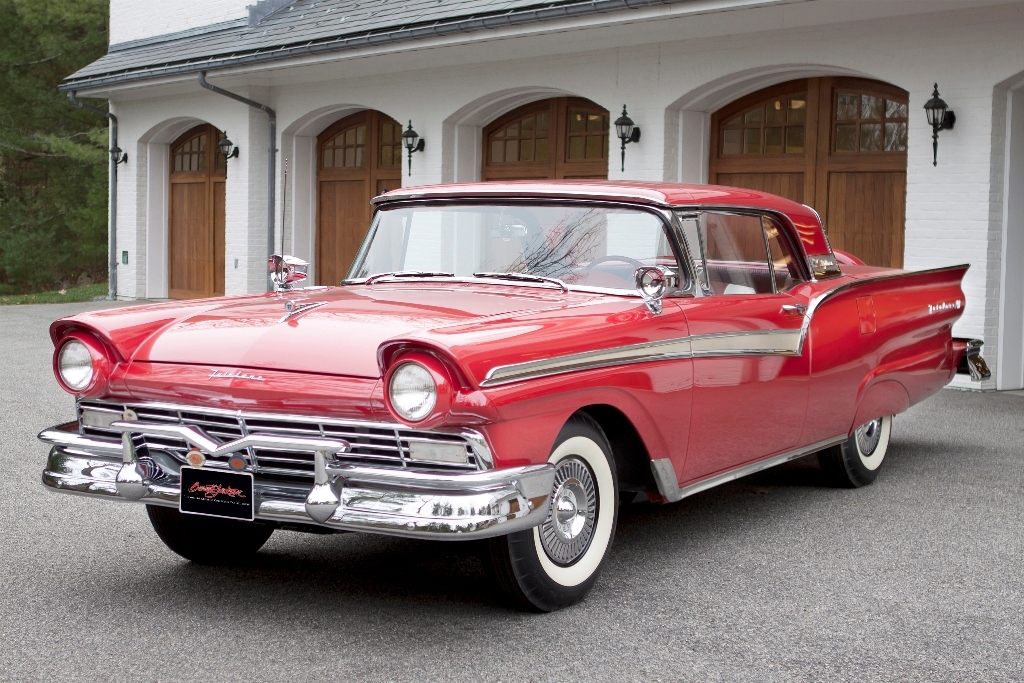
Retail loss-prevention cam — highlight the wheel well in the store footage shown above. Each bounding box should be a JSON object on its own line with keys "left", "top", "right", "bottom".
{"left": 578, "top": 405, "right": 656, "bottom": 493}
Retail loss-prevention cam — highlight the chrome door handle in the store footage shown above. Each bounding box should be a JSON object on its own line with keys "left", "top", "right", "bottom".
{"left": 781, "top": 304, "right": 807, "bottom": 316}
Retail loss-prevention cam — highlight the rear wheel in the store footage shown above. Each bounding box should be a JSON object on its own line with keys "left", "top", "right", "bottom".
{"left": 146, "top": 505, "right": 275, "bottom": 565}
{"left": 487, "top": 414, "right": 618, "bottom": 612}
{"left": 818, "top": 415, "right": 892, "bottom": 487}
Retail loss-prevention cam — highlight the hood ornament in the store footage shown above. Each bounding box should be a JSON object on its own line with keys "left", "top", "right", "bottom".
{"left": 269, "top": 254, "right": 309, "bottom": 291}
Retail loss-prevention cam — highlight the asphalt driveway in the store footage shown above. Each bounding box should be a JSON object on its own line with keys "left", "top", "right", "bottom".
{"left": 1, "top": 301, "right": 1021, "bottom": 682}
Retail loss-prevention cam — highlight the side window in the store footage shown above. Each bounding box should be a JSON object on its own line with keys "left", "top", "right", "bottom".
{"left": 762, "top": 215, "right": 804, "bottom": 292}
{"left": 680, "top": 212, "right": 803, "bottom": 296}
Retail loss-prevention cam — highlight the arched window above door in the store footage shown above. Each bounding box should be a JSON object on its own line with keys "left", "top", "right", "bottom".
{"left": 833, "top": 90, "right": 908, "bottom": 153}
{"left": 172, "top": 130, "right": 207, "bottom": 172}
{"left": 720, "top": 93, "right": 807, "bottom": 156}
{"left": 482, "top": 97, "right": 609, "bottom": 180}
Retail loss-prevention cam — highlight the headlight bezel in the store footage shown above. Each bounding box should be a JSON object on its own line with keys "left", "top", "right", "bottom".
{"left": 53, "top": 333, "right": 112, "bottom": 396}
{"left": 384, "top": 353, "right": 454, "bottom": 426}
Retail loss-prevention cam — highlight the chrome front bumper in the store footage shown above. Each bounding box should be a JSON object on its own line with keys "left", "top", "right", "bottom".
{"left": 39, "top": 421, "right": 555, "bottom": 540}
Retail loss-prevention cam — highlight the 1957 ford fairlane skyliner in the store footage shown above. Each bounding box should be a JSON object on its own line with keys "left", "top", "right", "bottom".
{"left": 39, "top": 181, "right": 989, "bottom": 611}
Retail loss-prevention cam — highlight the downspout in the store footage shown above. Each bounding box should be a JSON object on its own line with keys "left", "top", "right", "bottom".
{"left": 198, "top": 71, "right": 276, "bottom": 292}
{"left": 67, "top": 91, "right": 118, "bottom": 301}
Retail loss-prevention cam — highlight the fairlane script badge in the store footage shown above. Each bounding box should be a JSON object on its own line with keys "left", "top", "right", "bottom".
{"left": 179, "top": 467, "right": 254, "bottom": 520}
{"left": 928, "top": 300, "right": 963, "bottom": 315}
{"left": 208, "top": 369, "right": 265, "bottom": 382}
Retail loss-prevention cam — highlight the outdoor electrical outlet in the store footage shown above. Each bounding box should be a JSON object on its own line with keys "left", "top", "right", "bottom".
{"left": 234, "top": 258, "right": 239, "bottom": 268}
{"left": 121, "top": 251, "right": 128, "bottom": 264}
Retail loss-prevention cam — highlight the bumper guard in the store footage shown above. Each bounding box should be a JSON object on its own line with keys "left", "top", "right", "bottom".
{"left": 39, "top": 421, "right": 554, "bottom": 540}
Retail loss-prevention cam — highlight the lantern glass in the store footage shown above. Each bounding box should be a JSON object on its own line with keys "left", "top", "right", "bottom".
{"left": 402, "top": 123, "right": 420, "bottom": 152}
{"left": 218, "top": 137, "right": 234, "bottom": 157}
{"left": 614, "top": 106, "right": 635, "bottom": 142}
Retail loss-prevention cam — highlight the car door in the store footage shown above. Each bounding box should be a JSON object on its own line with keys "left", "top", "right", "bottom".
{"left": 676, "top": 211, "right": 811, "bottom": 483}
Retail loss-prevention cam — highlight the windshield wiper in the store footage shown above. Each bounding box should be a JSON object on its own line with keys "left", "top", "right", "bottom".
{"left": 472, "top": 271, "right": 569, "bottom": 293}
{"left": 363, "top": 271, "right": 454, "bottom": 285}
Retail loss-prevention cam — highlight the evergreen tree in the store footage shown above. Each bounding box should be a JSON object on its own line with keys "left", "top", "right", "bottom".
{"left": 0, "top": 0, "right": 108, "bottom": 292}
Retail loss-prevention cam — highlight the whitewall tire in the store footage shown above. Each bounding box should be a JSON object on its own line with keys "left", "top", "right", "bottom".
{"left": 819, "top": 415, "right": 893, "bottom": 488}
{"left": 487, "top": 414, "right": 618, "bottom": 611}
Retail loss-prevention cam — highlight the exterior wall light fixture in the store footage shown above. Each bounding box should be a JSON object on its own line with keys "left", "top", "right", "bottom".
{"left": 109, "top": 146, "right": 127, "bottom": 165}
{"left": 614, "top": 105, "right": 641, "bottom": 172}
{"left": 402, "top": 121, "right": 425, "bottom": 177}
{"left": 923, "top": 83, "right": 955, "bottom": 166}
{"left": 218, "top": 133, "right": 240, "bottom": 160}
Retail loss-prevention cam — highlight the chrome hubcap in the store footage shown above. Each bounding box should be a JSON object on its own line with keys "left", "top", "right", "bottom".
{"left": 856, "top": 418, "right": 883, "bottom": 456}
{"left": 540, "top": 457, "right": 597, "bottom": 566}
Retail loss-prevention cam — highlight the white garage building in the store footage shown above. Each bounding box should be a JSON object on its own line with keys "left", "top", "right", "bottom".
{"left": 64, "top": 0, "right": 1024, "bottom": 390}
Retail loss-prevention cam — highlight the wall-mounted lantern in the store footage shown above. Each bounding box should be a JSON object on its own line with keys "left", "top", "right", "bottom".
{"left": 109, "top": 145, "right": 128, "bottom": 165}
{"left": 923, "top": 84, "right": 956, "bottom": 166}
{"left": 218, "top": 133, "right": 240, "bottom": 160}
{"left": 614, "top": 105, "right": 642, "bottom": 173}
{"left": 402, "top": 121, "right": 425, "bottom": 177}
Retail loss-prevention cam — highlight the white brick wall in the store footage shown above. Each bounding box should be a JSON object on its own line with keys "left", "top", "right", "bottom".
{"left": 110, "top": 0, "right": 251, "bottom": 44}
{"left": 106, "top": 0, "right": 1024, "bottom": 385}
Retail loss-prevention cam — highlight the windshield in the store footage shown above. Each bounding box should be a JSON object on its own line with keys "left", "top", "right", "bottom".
{"left": 349, "top": 204, "right": 679, "bottom": 291}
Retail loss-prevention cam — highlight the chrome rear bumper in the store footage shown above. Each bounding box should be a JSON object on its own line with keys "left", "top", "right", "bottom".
{"left": 39, "top": 421, "right": 554, "bottom": 540}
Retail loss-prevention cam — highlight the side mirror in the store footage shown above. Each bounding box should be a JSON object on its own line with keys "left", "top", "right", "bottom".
{"left": 634, "top": 266, "right": 675, "bottom": 314}
{"left": 269, "top": 254, "right": 309, "bottom": 291}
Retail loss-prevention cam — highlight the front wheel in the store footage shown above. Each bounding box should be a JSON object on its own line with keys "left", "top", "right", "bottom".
{"left": 818, "top": 415, "right": 893, "bottom": 488}
{"left": 146, "top": 505, "right": 275, "bottom": 565}
{"left": 487, "top": 414, "right": 618, "bottom": 612}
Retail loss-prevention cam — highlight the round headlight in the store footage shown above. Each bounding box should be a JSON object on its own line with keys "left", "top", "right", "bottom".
{"left": 389, "top": 362, "right": 437, "bottom": 422}
{"left": 58, "top": 339, "right": 94, "bottom": 391}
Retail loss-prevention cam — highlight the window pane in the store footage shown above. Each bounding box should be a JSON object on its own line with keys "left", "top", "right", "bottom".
{"left": 726, "top": 115, "right": 741, "bottom": 126}
{"left": 764, "top": 217, "right": 802, "bottom": 291}
{"left": 744, "top": 107, "right": 764, "bottom": 124}
{"left": 535, "top": 138, "right": 548, "bottom": 162}
{"left": 521, "top": 116, "right": 534, "bottom": 134}
{"left": 884, "top": 122, "right": 908, "bottom": 151}
{"left": 835, "top": 124, "right": 857, "bottom": 152}
{"left": 569, "top": 112, "right": 585, "bottom": 133}
{"left": 836, "top": 94, "right": 858, "bottom": 121}
{"left": 568, "top": 135, "right": 584, "bottom": 160}
{"left": 743, "top": 128, "right": 761, "bottom": 154}
{"left": 700, "top": 213, "right": 774, "bottom": 295}
{"left": 722, "top": 129, "right": 741, "bottom": 155}
{"left": 506, "top": 122, "right": 519, "bottom": 138}
{"left": 585, "top": 134, "right": 603, "bottom": 159}
{"left": 520, "top": 138, "right": 534, "bottom": 161}
{"left": 860, "top": 123, "right": 882, "bottom": 151}
{"left": 788, "top": 98, "right": 807, "bottom": 123}
{"left": 505, "top": 139, "right": 519, "bottom": 162}
{"left": 381, "top": 125, "right": 393, "bottom": 144}
{"left": 764, "top": 127, "right": 783, "bottom": 154}
{"left": 491, "top": 139, "right": 504, "bottom": 163}
{"left": 886, "top": 100, "right": 908, "bottom": 119}
{"left": 786, "top": 126, "right": 804, "bottom": 154}
{"left": 334, "top": 149, "right": 343, "bottom": 167}
{"left": 356, "top": 126, "right": 366, "bottom": 144}
{"left": 766, "top": 100, "right": 785, "bottom": 124}
{"left": 353, "top": 205, "right": 677, "bottom": 292}
{"left": 587, "top": 113, "right": 604, "bottom": 133}
{"left": 861, "top": 95, "right": 883, "bottom": 120}
{"left": 537, "top": 112, "right": 549, "bottom": 133}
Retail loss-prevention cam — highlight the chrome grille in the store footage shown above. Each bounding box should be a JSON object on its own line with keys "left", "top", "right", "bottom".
{"left": 78, "top": 400, "right": 482, "bottom": 482}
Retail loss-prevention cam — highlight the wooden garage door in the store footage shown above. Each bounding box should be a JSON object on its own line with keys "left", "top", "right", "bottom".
{"left": 169, "top": 124, "right": 226, "bottom": 299}
{"left": 482, "top": 97, "right": 610, "bottom": 181}
{"left": 316, "top": 110, "right": 403, "bottom": 285}
{"left": 710, "top": 78, "right": 908, "bottom": 268}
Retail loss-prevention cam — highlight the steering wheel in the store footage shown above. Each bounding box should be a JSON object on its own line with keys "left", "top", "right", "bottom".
{"left": 582, "top": 255, "right": 647, "bottom": 272}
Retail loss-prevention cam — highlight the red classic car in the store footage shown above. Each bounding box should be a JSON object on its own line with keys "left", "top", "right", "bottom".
{"left": 40, "top": 181, "right": 989, "bottom": 611}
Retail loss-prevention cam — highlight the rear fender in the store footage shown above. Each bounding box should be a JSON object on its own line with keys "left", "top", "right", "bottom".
{"left": 851, "top": 379, "right": 910, "bottom": 435}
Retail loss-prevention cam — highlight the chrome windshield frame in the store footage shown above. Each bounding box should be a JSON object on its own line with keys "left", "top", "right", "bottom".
{"left": 343, "top": 198, "right": 694, "bottom": 298}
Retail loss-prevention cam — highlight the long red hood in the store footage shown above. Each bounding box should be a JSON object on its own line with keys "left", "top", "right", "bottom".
{"left": 57, "top": 284, "right": 609, "bottom": 380}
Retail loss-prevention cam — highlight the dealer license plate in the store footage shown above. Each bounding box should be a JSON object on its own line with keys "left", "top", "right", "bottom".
{"left": 179, "top": 466, "right": 254, "bottom": 521}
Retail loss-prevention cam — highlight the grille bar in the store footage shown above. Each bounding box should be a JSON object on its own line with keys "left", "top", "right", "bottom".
{"left": 78, "top": 400, "right": 485, "bottom": 482}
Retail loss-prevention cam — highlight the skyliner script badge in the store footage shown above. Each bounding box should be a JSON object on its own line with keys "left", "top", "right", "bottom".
{"left": 208, "top": 369, "right": 266, "bottom": 382}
